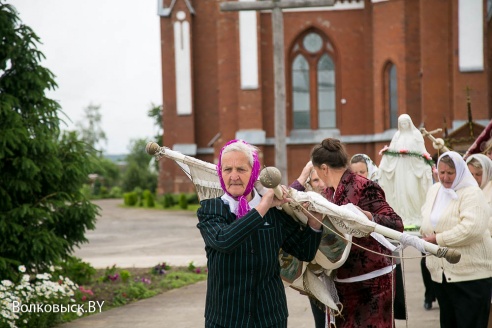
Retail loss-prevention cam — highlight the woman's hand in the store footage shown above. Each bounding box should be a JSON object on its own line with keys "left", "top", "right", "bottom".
{"left": 422, "top": 233, "right": 437, "bottom": 245}
{"left": 256, "top": 188, "right": 291, "bottom": 217}
{"left": 354, "top": 205, "right": 373, "bottom": 221}
{"left": 296, "top": 161, "right": 314, "bottom": 186}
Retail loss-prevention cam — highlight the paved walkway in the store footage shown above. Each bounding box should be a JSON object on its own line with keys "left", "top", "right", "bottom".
{"left": 58, "top": 199, "right": 440, "bottom": 328}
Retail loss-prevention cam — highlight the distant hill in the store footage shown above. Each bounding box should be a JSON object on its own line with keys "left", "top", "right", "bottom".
{"left": 104, "top": 154, "right": 127, "bottom": 163}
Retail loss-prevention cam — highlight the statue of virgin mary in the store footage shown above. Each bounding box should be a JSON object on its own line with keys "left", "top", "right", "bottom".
{"left": 376, "top": 114, "right": 433, "bottom": 227}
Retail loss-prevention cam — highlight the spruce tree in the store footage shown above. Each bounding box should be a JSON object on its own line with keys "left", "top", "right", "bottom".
{"left": 0, "top": 2, "right": 98, "bottom": 280}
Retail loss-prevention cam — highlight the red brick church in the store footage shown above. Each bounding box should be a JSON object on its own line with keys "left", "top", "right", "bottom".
{"left": 156, "top": 0, "right": 491, "bottom": 195}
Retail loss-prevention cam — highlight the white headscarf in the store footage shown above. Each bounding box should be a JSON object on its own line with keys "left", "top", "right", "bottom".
{"left": 430, "top": 151, "right": 478, "bottom": 227}
{"left": 465, "top": 153, "right": 492, "bottom": 189}
{"left": 351, "top": 154, "right": 379, "bottom": 181}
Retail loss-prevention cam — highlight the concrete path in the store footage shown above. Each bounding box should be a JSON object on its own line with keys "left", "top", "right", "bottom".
{"left": 58, "top": 199, "right": 440, "bottom": 328}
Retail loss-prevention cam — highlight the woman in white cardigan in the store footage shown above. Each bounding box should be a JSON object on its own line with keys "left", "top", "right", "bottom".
{"left": 420, "top": 151, "right": 492, "bottom": 328}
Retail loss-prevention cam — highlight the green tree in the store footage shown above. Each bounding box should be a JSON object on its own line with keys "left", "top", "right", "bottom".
{"left": 76, "top": 103, "right": 107, "bottom": 154}
{"left": 147, "top": 102, "right": 163, "bottom": 145}
{"left": 0, "top": 3, "right": 98, "bottom": 280}
{"left": 147, "top": 103, "right": 163, "bottom": 173}
{"left": 92, "top": 157, "right": 121, "bottom": 191}
{"left": 121, "top": 138, "right": 157, "bottom": 192}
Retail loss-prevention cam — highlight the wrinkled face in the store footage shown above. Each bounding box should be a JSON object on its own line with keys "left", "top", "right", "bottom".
{"left": 467, "top": 164, "right": 483, "bottom": 187}
{"left": 438, "top": 162, "right": 456, "bottom": 189}
{"left": 308, "top": 170, "right": 326, "bottom": 193}
{"left": 221, "top": 151, "right": 252, "bottom": 198}
{"left": 350, "top": 162, "right": 368, "bottom": 178}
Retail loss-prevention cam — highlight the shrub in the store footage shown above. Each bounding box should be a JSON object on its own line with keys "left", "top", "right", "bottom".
{"left": 161, "top": 194, "right": 174, "bottom": 208}
{"left": 99, "top": 186, "right": 109, "bottom": 198}
{"left": 54, "top": 256, "right": 96, "bottom": 286}
{"left": 143, "top": 190, "right": 155, "bottom": 208}
{"left": 187, "top": 193, "right": 199, "bottom": 205}
{"left": 109, "top": 186, "right": 122, "bottom": 199}
{"left": 178, "top": 193, "right": 188, "bottom": 209}
{"left": 123, "top": 192, "right": 138, "bottom": 206}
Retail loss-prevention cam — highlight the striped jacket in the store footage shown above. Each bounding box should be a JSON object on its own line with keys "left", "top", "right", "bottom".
{"left": 197, "top": 197, "right": 322, "bottom": 327}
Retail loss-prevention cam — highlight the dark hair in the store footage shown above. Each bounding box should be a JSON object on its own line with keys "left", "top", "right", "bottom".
{"left": 350, "top": 154, "right": 366, "bottom": 165}
{"left": 311, "top": 138, "right": 349, "bottom": 169}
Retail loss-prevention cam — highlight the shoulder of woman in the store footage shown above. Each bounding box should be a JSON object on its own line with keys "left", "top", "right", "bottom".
{"left": 458, "top": 185, "right": 484, "bottom": 197}
{"left": 200, "top": 197, "right": 223, "bottom": 205}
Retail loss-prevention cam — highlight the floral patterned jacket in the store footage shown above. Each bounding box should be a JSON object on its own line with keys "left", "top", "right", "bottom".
{"left": 322, "top": 169, "right": 403, "bottom": 279}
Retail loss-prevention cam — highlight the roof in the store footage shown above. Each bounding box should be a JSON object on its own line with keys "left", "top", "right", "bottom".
{"left": 158, "top": 0, "right": 195, "bottom": 17}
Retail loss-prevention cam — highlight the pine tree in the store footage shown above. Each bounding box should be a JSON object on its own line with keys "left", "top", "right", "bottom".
{"left": 0, "top": 2, "right": 98, "bottom": 280}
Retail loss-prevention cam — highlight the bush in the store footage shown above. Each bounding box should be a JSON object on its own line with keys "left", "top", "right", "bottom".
{"left": 178, "top": 193, "right": 188, "bottom": 209}
{"left": 123, "top": 192, "right": 138, "bottom": 206}
{"left": 54, "top": 256, "right": 96, "bottom": 286}
{"left": 133, "top": 187, "right": 144, "bottom": 207}
{"left": 143, "top": 189, "right": 155, "bottom": 208}
{"left": 99, "top": 186, "right": 109, "bottom": 198}
{"left": 161, "top": 194, "right": 174, "bottom": 208}
{"left": 187, "top": 193, "right": 199, "bottom": 205}
{"left": 109, "top": 186, "right": 123, "bottom": 199}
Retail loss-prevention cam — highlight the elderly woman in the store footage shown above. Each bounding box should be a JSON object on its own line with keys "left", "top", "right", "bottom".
{"left": 196, "top": 139, "right": 322, "bottom": 328}
{"left": 291, "top": 160, "right": 326, "bottom": 194}
{"left": 310, "top": 138, "right": 403, "bottom": 328}
{"left": 421, "top": 151, "right": 492, "bottom": 328}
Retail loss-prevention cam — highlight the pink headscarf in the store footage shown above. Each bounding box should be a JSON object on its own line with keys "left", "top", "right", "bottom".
{"left": 217, "top": 139, "right": 261, "bottom": 219}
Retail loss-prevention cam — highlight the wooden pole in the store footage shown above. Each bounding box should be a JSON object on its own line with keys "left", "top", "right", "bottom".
{"left": 219, "top": 0, "right": 335, "bottom": 184}
{"left": 272, "top": 2, "right": 287, "bottom": 183}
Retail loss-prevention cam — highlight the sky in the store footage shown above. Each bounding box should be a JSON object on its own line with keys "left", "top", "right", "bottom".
{"left": 11, "top": 0, "right": 162, "bottom": 155}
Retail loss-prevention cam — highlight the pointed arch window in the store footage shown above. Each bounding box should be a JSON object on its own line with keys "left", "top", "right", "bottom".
{"left": 318, "top": 54, "right": 336, "bottom": 128}
{"left": 292, "top": 55, "right": 310, "bottom": 128}
{"left": 289, "top": 31, "right": 337, "bottom": 130}
{"left": 387, "top": 63, "right": 398, "bottom": 129}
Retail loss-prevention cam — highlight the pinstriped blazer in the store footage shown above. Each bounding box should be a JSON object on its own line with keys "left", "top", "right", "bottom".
{"left": 197, "top": 197, "right": 322, "bottom": 328}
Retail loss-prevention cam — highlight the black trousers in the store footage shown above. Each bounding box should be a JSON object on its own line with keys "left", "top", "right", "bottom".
{"left": 309, "top": 297, "right": 326, "bottom": 328}
{"left": 433, "top": 275, "right": 492, "bottom": 328}
{"left": 420, "top": 256, "right": 436, "bottom": 303}
{"left": 393, "top": 263, "right": 407, "bottom": 320}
